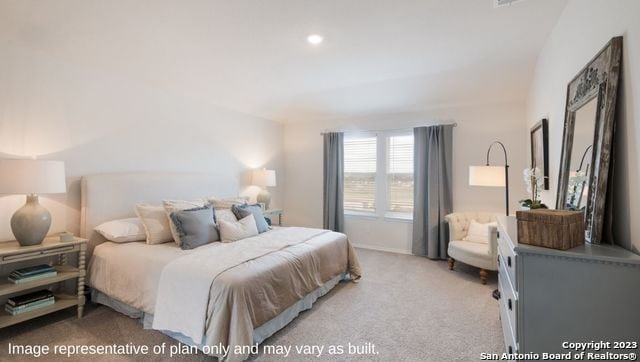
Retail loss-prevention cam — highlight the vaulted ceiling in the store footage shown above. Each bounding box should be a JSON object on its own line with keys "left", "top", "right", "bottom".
{"left": 0, "top": 0, "right": 568, "bottom": 122}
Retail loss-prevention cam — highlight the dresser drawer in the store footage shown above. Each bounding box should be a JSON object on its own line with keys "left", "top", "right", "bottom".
{"left": 1, "top": 245, "right": 77, "bottom": 262}
{"left": 497, "top": 227, "right": 517, "bottom": 290}
{"left": 498, "top": 262, "right": 518, "bottom": 343}
{"left": 498, "top": 280, "right": 518, "bottom": 357}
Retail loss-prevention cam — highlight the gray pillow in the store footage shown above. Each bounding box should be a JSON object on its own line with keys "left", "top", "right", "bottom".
{"left": 231, "top": 204, "right": 269, "bottom": 233}
{"left": 170, "top": 206, "right": 219, "bottom": 250}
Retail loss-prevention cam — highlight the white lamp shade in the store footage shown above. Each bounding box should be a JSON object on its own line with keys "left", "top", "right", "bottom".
{"left": 252, "top": 169, "right": 276, "bottom": 187}
{"left": 0, "top": 159, "right": 66, "bottom": 194}
{"left": 469, "top": 166, "right": 505, "bottom": 187}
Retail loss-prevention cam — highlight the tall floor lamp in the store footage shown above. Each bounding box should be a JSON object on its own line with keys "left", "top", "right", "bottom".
{"left": 469, "top": 141, "right": 510, "bottom": 216}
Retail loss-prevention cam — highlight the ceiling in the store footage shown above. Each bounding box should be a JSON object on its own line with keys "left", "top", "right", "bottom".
{"left": 0, "top": 0, "right": 568, "bottom": 123}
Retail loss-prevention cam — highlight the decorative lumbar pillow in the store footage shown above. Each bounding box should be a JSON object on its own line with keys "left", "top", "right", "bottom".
{"left": 218, "top": 215, "right": 259, "bottom": 242}
{"left": 463, "top": 219, "right": 497, "bottom": 244}
{"left": 169, "top": 206, "right": 219, "bottom": 250}
{"left": 215, "top": 209, "right": 238, "bottom": 224}
{"left": 207, "top": 196, "right": 249, "bottom": 209}
{"left": 94, "top": 218, "right": 146, "bottom": 243}
{"left": 135, "top": 204, "right": 174, "bottom": 245}
{"left": 231, "top": 204, "right": 269, "bottom": 233}
{"left": 163, "top": 199, "right": 207, "bottom": 245}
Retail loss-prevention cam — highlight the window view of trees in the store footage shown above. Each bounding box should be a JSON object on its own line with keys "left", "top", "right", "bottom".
{"left": 344, "top": 137, "right": 377, "bottom": 212}
{"left": 387, "top": 135, "right": 414, "bottom": 213}
{"left": 343, "top": 133, "right": 414, "bottom": 216}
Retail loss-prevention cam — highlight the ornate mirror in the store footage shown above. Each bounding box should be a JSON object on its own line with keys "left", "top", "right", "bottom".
{"left": 556, "top": 36, "right": 622, "bottom": 244}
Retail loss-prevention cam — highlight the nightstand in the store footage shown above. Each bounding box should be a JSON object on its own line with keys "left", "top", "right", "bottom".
{"left": 0, "top": 237, "right": 87, "bottom": 328}
{"left": 263, "top": 209, "right": 283, "bottom": 226}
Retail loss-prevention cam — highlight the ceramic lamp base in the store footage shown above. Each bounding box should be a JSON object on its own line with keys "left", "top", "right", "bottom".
{"left": 11, "top": 194, "right": 51, "bottom": 246}
{"left": 257, "top": 189, "right": 272, "bottom": 210}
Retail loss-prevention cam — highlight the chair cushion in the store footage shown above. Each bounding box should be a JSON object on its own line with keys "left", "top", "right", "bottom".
{"left": 448, "top": 240, "right": 497, "bottom": 271}
{"left": 463, "top": 220, "right": 497, "bottom": 244}
{"left": 445, "top": 212, "right": 498, "bottom": 241}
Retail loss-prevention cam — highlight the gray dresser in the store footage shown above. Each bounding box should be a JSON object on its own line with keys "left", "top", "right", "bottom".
{"left": 497, "top": 216, "right": 640, "bottom": 356}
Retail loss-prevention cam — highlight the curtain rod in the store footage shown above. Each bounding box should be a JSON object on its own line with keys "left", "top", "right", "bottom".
{"left": 319, "top": 122, "right": 457, "bottom": 136}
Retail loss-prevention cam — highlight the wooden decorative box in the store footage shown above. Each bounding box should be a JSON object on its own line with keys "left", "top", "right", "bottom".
{"left": 516, "top": 209, "right": 585, "bottom": 250}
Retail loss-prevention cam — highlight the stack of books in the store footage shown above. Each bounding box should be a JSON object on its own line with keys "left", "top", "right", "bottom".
{"left": 5, "top": 290, "right": 55, "bottom": 315}
{"left": 8, "top": 264, "right": 57, "bottom": 284}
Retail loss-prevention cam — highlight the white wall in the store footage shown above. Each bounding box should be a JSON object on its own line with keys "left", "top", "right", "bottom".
{"left": 0, "top": 38, "right": 284, "bottom": 242}
{"left": 526, "top": 0, "right": 640, "bottom": 252}
{"left": 284, "top": 102, "right": 527, "bottom": 254}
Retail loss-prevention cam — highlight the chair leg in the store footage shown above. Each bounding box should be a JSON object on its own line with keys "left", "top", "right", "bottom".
{"left": 448, "top": 257, "right": 455, "bottom": 270}
{"left": 479, "top": 269, "right": 488, "bottom": 285}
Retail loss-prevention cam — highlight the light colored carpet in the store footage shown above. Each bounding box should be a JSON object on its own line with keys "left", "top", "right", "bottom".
{"left": 0, "top": 249, "right": 503, "bottom": 361}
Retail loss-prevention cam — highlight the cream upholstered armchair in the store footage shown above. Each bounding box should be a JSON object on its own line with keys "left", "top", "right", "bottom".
{"left": 445, "top": 212, "right": 499, "bottom": 284}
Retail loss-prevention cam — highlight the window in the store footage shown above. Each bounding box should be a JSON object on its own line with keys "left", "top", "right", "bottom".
{"left": 343, "top": 131, "right": 414, "bottom": 218}
{"left": 343, "top": 136, "right": 377, "bottom": 212}
{"left": 387, "top": 134, "right": 414, "bottom": 213}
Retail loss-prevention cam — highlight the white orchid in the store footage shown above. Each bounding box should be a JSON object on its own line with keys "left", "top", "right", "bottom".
{"left": 520, "top": 167, "right": 547, "bottom": 209}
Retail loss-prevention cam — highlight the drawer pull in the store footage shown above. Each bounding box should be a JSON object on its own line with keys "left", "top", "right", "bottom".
{"left": 507, "top": 256, "right": 512, "bottom": 267}
{"left": 508, "top": 299, "right": 513, "bottom": 311}
{"left": 508, "top": 346, "right": 513, "bottom": 354}
{"left": 497, "top": 231, "right": 500, "bottom": 239}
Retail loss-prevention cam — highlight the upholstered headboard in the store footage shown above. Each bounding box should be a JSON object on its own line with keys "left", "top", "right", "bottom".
{"left": 80, "top": 172, "right": 236, "bottom": 258}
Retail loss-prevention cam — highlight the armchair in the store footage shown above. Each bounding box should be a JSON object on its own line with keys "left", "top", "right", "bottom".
{"left": 445, "top": 212, "right": 499, "bottom": 284}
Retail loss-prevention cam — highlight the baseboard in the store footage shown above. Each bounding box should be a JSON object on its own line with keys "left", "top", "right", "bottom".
{"left": 352, "top": 243, "right": 412, "bottom": 255}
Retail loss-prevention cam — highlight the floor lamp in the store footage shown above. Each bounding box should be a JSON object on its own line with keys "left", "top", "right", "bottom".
{"left": 469, "top": 141, "right": 510, "bottom": 216}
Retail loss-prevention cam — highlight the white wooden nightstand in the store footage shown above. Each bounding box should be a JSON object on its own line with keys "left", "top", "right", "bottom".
{"left": 263, "top": 209, "right": 283, "bottom": 226}
{"left": 0, "top": 237, "right": 87, "bottom": 328}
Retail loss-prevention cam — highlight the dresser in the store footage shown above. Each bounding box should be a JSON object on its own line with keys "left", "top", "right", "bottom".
{"left": 497, "top": 216, "right": 640, "bottom": 356}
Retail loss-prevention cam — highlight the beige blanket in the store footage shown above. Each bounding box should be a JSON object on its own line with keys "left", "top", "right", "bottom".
{"left": 152, "top": 227, "right": 361, "bottom": 361}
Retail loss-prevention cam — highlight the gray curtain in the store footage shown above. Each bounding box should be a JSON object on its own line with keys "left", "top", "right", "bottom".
{"left": 323, "top": 132, "right": 345, "bottom": 232}
{"left": 412, "top": 125, "right": 453, "bottom": 259}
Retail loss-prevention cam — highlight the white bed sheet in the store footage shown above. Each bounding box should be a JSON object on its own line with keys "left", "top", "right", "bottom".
{"left": 87, "top": 228, "right": 362, "bottom": 362}
{"left": 87, "top": 241, "right": 183, "bottom": 314}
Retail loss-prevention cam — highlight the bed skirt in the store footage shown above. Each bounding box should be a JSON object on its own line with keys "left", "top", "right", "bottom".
{"left": 90, "top": 272, "right": 349, "bottom": 353}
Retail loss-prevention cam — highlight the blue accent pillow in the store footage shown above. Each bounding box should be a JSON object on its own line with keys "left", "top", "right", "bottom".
{"left": 170, "top": 206, "right": 219, "bottom": 250}
{"left": 231, "top": 204, "right": 269, "bottom": 233}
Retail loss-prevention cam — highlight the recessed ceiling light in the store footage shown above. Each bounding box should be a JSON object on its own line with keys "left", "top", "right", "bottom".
{"left": 307, "top": 34, "right": 323, "bottom": 45}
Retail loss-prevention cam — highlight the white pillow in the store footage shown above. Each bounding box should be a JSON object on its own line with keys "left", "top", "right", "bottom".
{"left": 207, "top": 196, "right": 249, "bottom": 209}
{"left": 463, "top": 220, "right": 497, "bottom": 244}
{"left": 163, "top": 199, "right": 206, "bottom": 246}
{"left": 215, "top": 209, "right": 238, "bottom": 224}
{"left": 94, "top": 218, "right": 146, "bottom": 243}
{"left": 218, "top": 215, "right": 258, "bottom": 242}
{"left": 136, "top": 204, "right": 173, "bottom": 245}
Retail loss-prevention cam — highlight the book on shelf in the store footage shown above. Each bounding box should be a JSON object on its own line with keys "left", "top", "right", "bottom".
{"left": 9, "top": 264, "right": 55, "bottom": 278}
{"left": 8, "top": 271, "right": 58, "bottom": 284}
{"left": 6, "top": 296, "right": 55, "bottom": 311}
{"left": 7, "top": 290, "right": 54, "bottom": 307}
{"left": 5, "top": 297, "right": 55, "bottom": 315}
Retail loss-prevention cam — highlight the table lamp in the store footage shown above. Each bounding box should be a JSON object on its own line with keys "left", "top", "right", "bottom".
{"left": 469, "top": 141, "right": 510, "bottom": 215}
{"left": 0, "top": 159, "right": 66, "bottom": 246}
{"left": 252, "top": 168, "right": 276, "bottom": 210}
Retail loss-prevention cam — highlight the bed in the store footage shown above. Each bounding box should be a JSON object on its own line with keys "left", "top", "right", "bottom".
{"left": 81, "top": 173, "right": 361, "bottom": 361}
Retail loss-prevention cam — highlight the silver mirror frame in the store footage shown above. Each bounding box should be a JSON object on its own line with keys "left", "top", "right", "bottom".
{"left": 556, "top": 36, "right": 622, "bottom": 244}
